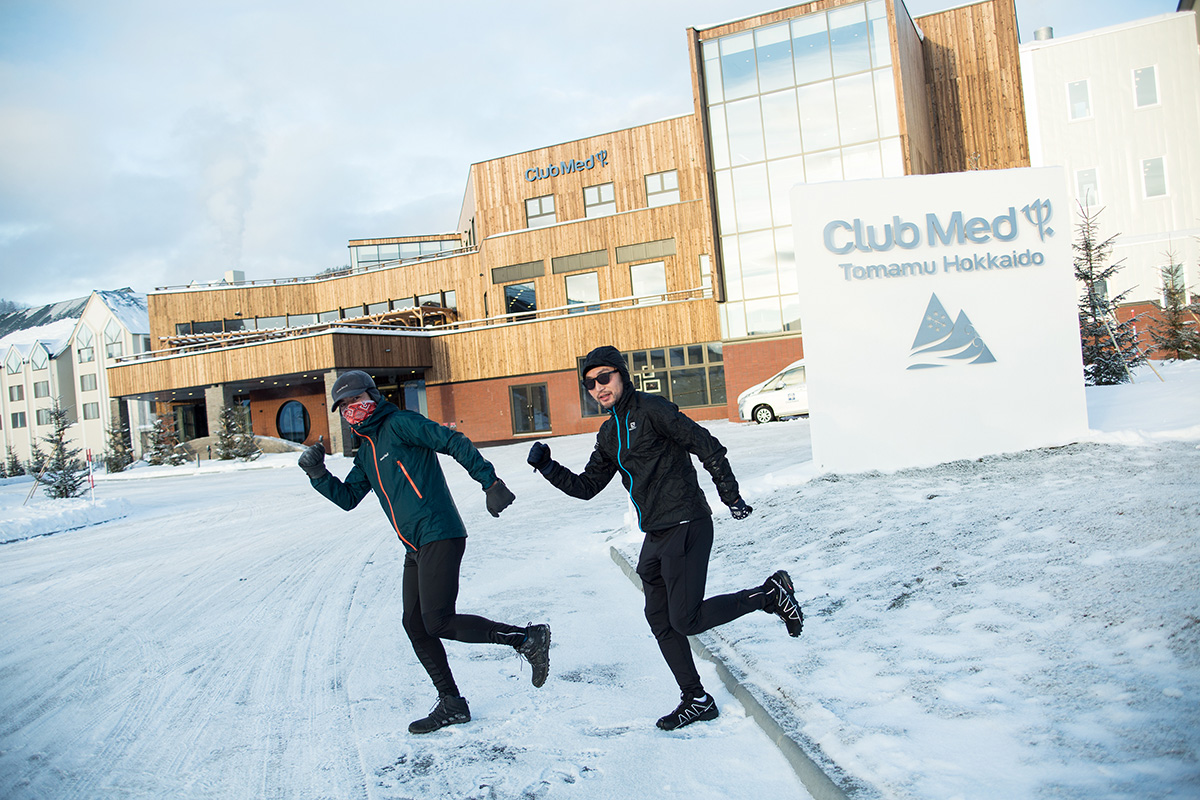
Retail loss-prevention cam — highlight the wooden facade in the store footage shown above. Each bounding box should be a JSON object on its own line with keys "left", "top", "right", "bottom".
{"left": 107, "top": 0, "right": 1029, "bottom": 448}
{"left": 917, "top": 0, "right": 1030, "bottom": 172}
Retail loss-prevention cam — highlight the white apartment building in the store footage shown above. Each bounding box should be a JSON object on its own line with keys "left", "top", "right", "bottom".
{"left": 1020, "top": 10, "right": 1200, "bottom": 307}
{"left": 1, "top": 290, "right": 152, "bottom": 468}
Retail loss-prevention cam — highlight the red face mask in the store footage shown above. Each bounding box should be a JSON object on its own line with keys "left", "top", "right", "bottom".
{"left": 340, "top": 399, "right": 377, "bottom": 425}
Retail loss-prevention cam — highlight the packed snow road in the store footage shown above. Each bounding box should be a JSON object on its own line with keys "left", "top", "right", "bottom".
{"left": 0, "top": 433, "right": 813, "bottom": 800}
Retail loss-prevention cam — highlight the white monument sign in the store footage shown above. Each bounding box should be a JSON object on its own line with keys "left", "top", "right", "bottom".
{"left": 791, "top": 167, "right": 1087, "bottom": 473}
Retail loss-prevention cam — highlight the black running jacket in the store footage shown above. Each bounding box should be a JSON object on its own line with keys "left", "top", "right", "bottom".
{"left": 541, "top": 387, "right": 741, "bottom": 532}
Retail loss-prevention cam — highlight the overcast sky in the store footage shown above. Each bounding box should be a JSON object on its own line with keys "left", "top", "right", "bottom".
{"left": 0, "top": 0, "right": 1178, "bottom": 307}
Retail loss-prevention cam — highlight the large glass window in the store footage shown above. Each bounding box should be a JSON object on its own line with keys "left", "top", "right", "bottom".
{"left": 583, "top": 182, "right": 616, "bottom": 217}
{"left": 5, "top": 352, "right": 22, "bottom": 374}
{"left": 1133, "top": 66, "right": 1158, "bottom": 108}
{"left": 1068, "top": 80, "right": 1091, "bottom": 120}
{"left": 577, "top": 342, "right": 725, "bottom": 416}
{"left": 276, "top": 401, "right": 310, "bottom": 444}
{"left": 504, "top": 282, "right": 537, "bottom": 320}
{"left": 30, "top": 348, "right": 47, "bottom": 370}
{"left": 645, "top": 170, "right": 680, "bottom": 207}
{"left": 630, "top": 261, "right": 667, "bottom": 302}
{"left": 510, "top": 384, "right": 551, "bottom": 434}
{"left": 702, "top": 0, "right": 901, "bottom": 339}
{"left": 565, "top": 272, "right": 600, "bottom": 313}
{"left": 526, "top": 195, "right": 555, "bottom": 228}
{"left": 1142, "top": 157, "right": 1166, "bottom": 198}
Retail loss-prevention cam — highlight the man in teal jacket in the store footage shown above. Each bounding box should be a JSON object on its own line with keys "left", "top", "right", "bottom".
{"left": 298, "top": 370, "right": 550, "bottom": 734}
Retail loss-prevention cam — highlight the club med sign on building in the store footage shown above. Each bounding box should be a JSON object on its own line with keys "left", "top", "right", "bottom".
{"left": 792, "top": 167, "right": 1088, "bottom": 474}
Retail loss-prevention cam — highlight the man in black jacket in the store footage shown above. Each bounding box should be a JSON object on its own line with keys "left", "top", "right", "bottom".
{"left": 527, "top": 346, "right": 803, "bottom": 731}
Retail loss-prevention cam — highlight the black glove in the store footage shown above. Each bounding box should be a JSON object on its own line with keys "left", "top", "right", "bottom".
{"left": 298, "top": 443, "right": 328, "bottom": 480}
{"left": 730, "top": 497, "right": 753, "bottom": 520}
{"left": 527, "top": 442, "right": 552, "bottom": 473}
{"left": 485, "top": 479, "right": 515, "bottom": 517}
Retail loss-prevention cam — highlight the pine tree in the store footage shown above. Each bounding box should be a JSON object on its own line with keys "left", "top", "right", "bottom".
{"left": 214, "top": 402, "right": 259, "bottom": 461}
{"left": 0, "top": 455, "right": 7, "bottom": 479}
{"left": 146, "top": 415, "right": 188, "bottom": 466}
{"left": 1074, "top": 204, "right": 1145, "bottom": 385}
{"left": 27, "top": 442, "right": 47, "bottom": 478}
{"left": 38, "top": 400, "right": 87, "bottom": 499}
{"left": 6, "top": 446, "right": 23, "bottom": 477}
{"left": 1149, "top": 255, "right": 1200, "bottom": 361}
{"left": 104, "top": 419, "right": 135, "bottom": 473}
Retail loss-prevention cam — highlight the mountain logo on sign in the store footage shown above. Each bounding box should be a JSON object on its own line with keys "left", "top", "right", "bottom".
{"left": 908, "top": 293, "right": 996, "bottom": 370}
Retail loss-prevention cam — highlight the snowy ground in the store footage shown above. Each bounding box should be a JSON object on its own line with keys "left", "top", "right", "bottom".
{"left": 2, "top": 361, "right": 1198, "bottom": 799}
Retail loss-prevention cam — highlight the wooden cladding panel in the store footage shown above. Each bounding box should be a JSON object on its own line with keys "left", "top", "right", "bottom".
{"left": 893, "top": 0, "right": 937, "bottom": 175}
{"left": 692, "top": 0, "right": 845, "bottom": 40}
{"left": 427, "top": 299, "right": 721, "bottom": 385}
{"left": 469, "top": 115, "right": 705, "bottom": 242}
{"left": 477, "top": 200, "right": 714, "bottom": 316}
{"left": 917, "top": 0, "right": 1029, "bottom": 172}
{"left": 107, "top": 333, "right": 431, "bottom": 396}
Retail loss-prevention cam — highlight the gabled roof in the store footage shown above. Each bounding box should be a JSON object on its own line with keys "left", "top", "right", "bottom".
{"left": 93, "top": 289, "right": 149, "bottom": 334}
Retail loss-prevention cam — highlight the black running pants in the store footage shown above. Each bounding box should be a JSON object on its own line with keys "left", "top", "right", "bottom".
{"left": 636, "top": 516, "right": 766, "bottom": 695}
{"left": 401, "top": 536, "right": 525, "bottom": 697}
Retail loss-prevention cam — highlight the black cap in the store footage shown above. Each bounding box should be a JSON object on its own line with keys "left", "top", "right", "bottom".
{"left": 331, "top": 370, "right": 380, "bottom": 409}
{"left": 580, "top": 346, "right": 630, "bottom": 386}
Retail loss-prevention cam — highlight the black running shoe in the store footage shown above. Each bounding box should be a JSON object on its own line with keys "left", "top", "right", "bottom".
{"left": 517, "top": 623, "right": 551, "bottom": 688}
{"left": 408, "top": 695, "right": 470, "bottom": 734}
{"left": 656, "top": 691, "right": 719, "bottom": 731}
{"left": 765, "top": 570, "right": 804, "bottom": 637}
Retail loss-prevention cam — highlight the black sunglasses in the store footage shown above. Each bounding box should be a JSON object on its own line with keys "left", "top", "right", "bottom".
{"left": 582, "top": 370, "right": 619, "bottom": 391}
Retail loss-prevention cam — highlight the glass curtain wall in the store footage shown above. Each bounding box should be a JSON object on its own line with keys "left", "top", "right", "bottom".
{"left": 702, "top": 0, "right": 901, "bottom": 338}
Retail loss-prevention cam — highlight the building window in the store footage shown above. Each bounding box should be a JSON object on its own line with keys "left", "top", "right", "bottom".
{"left": 504, "top": 282, "right": 537, "bottom": 320}
{"left": 565, "top": 272, "right": 600, "bottom": 313}
{"left": 9, "top": 385, "right": 23, "bottom": 402}
{"left": 33, "top": 381, "right": 50, "bottom": 398}
{"left": 36, "top": 408, "right": 53, "bottom": 426}
{"left": 5, "top": 352, "right": 22, "bottom": 374}
{"left": 11, "top": 412, "right": 26, "bottom": 429}
{"left": 1133, "top": 66, "right": 1158, "bottom": 108}
{"left": 583, "top": 182, "right": 616, "bottom": 218}
{"left": 276, "top": 401, "right": 310, "bottom": 444}
{"left": 83, "top": 403, "right": 100, "bottom": 420}
{"left": 645, "top": 170, "right": 680, "bottom": 207}
{"left": 104, "top": 319, "right": 124, "bottom": 359}
{"left": 30, "top": 348, "right": 48, "bottom": 370}
{"left": 510, "top": 384, "right": 551, "bottom": 435}
{"left": 1067, "top": 79, "right": 1091, "bottom": 121}
{"left": 80, "top": 374, "right": 98, "bottom": 392}
{"left": 630, "top": 261, "right": 668, "bottom": 302}
{"left": 577, "top": 343, "right": 725, "bottom": 417}
{"left": 1142, "top": 157, "right": 1167, "bottom": 198}
{"left": 1076, "top": 168, "right": 1099, "bottom": 207}
{"left": 76, "top": 327, "right": 95, "bottom": 363}
{"left": 526, "top": 195, "right": 556, "bottom": 228}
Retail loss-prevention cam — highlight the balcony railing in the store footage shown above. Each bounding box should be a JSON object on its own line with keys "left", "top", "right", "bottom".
{"left": 111, "top": 286, "right": 713, "bottom": 365}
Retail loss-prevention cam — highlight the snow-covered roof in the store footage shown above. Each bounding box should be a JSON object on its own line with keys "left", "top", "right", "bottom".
{"left": 95, "top": 289, "right": 149, "bottom": 334}
{"left": 0, "top": 317, "right": 78, "bottom": 354}
{"left": 0, "top": 295, "right": 88, "bottom": 341}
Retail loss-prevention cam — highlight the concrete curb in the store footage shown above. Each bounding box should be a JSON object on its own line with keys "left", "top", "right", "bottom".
{"left": 609, "top": 545, "right": 873, "bottom": 800}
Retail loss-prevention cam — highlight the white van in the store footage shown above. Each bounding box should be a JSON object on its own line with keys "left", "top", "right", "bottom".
{"left": 737, "top": 359, "right": 808, "bottom": 423}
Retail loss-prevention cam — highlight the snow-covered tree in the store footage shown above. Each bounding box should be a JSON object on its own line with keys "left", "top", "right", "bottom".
{"left": 104, "top": 419, "right": 135, "bottom": 473}
{"left": 38, "top": 400, "right": 87, "bottom": 499}
{"left": 26, "top": 442, "right": 47, "bottom": 478}
{"left": 1149, "top": 255, "right": 1200, "bottom": 361}
{"left": 5, "top": 446, "right": 23, "bottom": 477}
{"left": 146, "top": 415, "right": 188, "bottom": 466}
{"left": 214, "top": 402, "right": 259, "bottom": 461}
{"left": 1074, "top": 204, "right": 1145, "bottom": 385}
